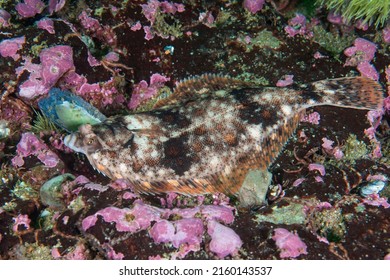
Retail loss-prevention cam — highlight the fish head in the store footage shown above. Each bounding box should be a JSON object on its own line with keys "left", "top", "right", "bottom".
{"left": 64, "top": 121, "right": 135, "bottom": 155}
{"left": 63, "top": 124, "right": 104, "bottom": 155}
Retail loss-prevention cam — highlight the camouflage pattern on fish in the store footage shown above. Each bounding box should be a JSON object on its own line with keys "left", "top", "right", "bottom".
{"left": 64, "top": 75, "right": 384, "bottom": 196}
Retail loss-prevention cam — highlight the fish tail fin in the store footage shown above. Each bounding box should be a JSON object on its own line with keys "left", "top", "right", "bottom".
{"left": 303, "top": 77, "right": 384, "bottom": 110}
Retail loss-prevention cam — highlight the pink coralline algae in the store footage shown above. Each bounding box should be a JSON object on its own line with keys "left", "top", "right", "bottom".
{"left": 327, "top": 12, "right": 344, "bottom": 25}
{"left": 79, "top": 11, "right": 117, "bottom": 47}
{"left": 207, "top": 220, "right": 242, "bottom": 258}
{"left": 82, "top": 201, "right": 162, "bottom": 232}
{"left": 0, "top": 36, "right": 26, "bottom": 61}
{"left": 292, "top": 178, "right": 306, "bottom": 187}
{"left": 12, "top": 132, "right": 60, "bottom": 168}
{"left": 17, "top": 45, "right": 73, "bottom": 99}
{"left": 16, "top": 46, "right": 72, "bottom": 98}
{"left": 105, "top": 245, "right": 125, "bottom": 260}
{"left": 142, "top": 0, "right": 185, "bottom": 24}
{"left": 0, "top": 9, "right": 11, "bottom": 27}
{"left": 200, "top": 205, "right": 235, "bottom": 224}
{"left": 344, "top": 38, "right": 379, "bottom": 80}
{"left": 16, "top": 0, "right": 45, "bottom": 18}
{"left": 364, "top": 109, "right": 383, "bottom": 158}
{"left": 362, "top": 194, "right": 390, "bottom": 208}
{"left": 48, "top": 0, "right": 66, "bottom": 15}
{"left": 12, "top": 214, "right": 31, "bottom": 233}
{"left": 272, "top": 228, "right": 307, "bottom": 258}
{"left": 321, "top": 137, "right": 344, "bottom": 160}
{"left": 383, "top": 26, "right": 390, "bottom": 44}
{"left": 308, "top": 163, "right": 326, "bottom": 176}
{"left": 150, "top": 218, "right": 204, "bottom": 249}
{"left": 198, "top": 12, "right": 215, "bottom": 28}
{"left": 128, "top": 73, "right": 170, "bottom": 109}
{"left": 300, "top": 111, "right": 320, "bottom": 125}
{"left": 276, "top": 74, "right": 294, "bottom": 87}
{"left": 243, "top": 0, "right": 265, "bottom": 14}
{"left": 284, "top": 14, "right": 314, "bottom": 38}
{"left": 131, "top": 21, "right": 142, "bottom": 31}
{"left": 37, "top": 18, "right": 55, "bottom": 34}
{"left": 141, "top": 0, "right": 185, "bottom": 39}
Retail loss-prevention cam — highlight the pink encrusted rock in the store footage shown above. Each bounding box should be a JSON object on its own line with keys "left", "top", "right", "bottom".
{"left": 276, "top": 74, "right": 294, "bottom": 87}
{"left": 243, "top": 0, "right": 265, "bottom": 14}
{"left": 301, "top": 111, "right": 320, "bottom": 124}
{"left": 82, "top": 201, "right": 162, "bottom": 232}
{"left": 131, "top": 21, "right": 142, "bottom": 31}
{"left": 104, "top": 244, "right": 125, "bottom": 260}
{"left": 327, "top": 12, "right": 344, "bottom": 24}
{"left": 308, "top": 163, "right": 326, "bottom": 176}
{"left": 40, "top": 45, "right": 73, "bottom": 85}
{"left": 0, "top": 9, "right": 11, "bottom": 27}
{"left": 322, "top": 137, "right": 334, "bottom": 150}
{"left": 284, "top": 14, "right": 313, "bottom": 38}
{"left": 16, "top": 0, "right": 45, "bottom": 18}
{"left": 12, "top": 214, "right": 31, "bottom": 232}
{"left": 292, "top": 178, "right": 306, "bottom": 187}
{"left": 150, "top": 218, "right": 204, "bottom": 251}
{"left": 143, "top": 25, "right": 155, "bottom": 40}
{"left": 272, "top": 228, "right": 307, "bottom": 259}
{"left": 357, "top": 60, "right": 379, "bottom": 81}
{"left": 37, "top": 18, "right": 55, "bottom": 34}
{"left": 383, "top": 26, "right": 390, "bottom": 44}
{"left": 18, "top": 45, "right": 74, "bottom": 99}
{"left": 48, "top": 0, "right": 66, "bottom": 14}
{"left": 344, "top": 38, "right": 377, "bottom": 62}
{"left": 207, "top": 220, "right": 242, "bottom": 258}
{"left": 322, "top": 137, "right": 344, "bottom": 160}
{"left": 12, "top": 132, "right": 60, "bottom": 167}
{"left": 172, "top": 218, "right": 204, "bottom": 248}
{"left": 201, "top": 205, "right": 235, "bottom": 224}
{"left": 104, "top": 51, "right": 119, "bottom": 62}
{"left": 344, "top": 38, "right": 379, "bottom": 80}
{"left": 141, "top": 0, "right": 162, "bottom": 24}
{"left": 150, "top": 220, "right": 176, "bottom": 243}
{"left": 362, "top": 194, "right": 390, "bottom": 208}
{"left": 0, "top": 36, "right": 25, "bottom": 61}
{"left": 128, "top": 73, "right": 170, "bottom": 109}
{"left": 51, "top": 247, "right": 61, "bottom": 259}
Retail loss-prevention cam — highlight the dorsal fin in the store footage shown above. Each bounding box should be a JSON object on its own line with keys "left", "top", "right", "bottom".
{"left": 152, "top": 74, "right": 251, "bottom": 109}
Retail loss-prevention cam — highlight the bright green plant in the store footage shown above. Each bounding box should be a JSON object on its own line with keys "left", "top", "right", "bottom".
{"left": 316, "top": 0, "right": 390, "bottom": 27}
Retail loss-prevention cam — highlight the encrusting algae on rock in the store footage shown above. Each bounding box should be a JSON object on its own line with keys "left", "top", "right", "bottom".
{"left": 61, "top": 74, "right": 384, "bottom": 206}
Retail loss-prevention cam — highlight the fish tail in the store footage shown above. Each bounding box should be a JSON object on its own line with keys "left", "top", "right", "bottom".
{"left": 303, "top": 77, "right": 384, "bottom": 110}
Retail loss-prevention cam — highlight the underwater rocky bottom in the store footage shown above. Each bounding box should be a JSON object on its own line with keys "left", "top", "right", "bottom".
{"left": 0, "top": 105, "right": 389, "bottom": 260}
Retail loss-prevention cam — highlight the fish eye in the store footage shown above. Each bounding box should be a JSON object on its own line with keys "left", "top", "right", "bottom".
{"left": 86, "top": 138, "right": 95, "bottom": 145}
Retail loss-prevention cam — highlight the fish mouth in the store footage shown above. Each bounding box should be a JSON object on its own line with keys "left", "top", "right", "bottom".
{"left": 63, "top": 133, "right": 84, "bottom": 154}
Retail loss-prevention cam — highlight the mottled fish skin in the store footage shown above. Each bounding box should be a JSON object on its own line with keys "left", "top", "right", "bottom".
{"left": 64, "top": 76, "right": 384, "bottom": 195}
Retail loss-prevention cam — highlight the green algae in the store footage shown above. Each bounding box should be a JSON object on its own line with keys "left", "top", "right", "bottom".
{"left": 68, "top": 195, "right": 86, "bottom": 213}
{"left": 14, "top": 243, "right": 54, "bottom": 260}
{"left": 310, "top": 208, "right": 346, "bottom": 242}
{"left": 152, "top": 7, "right": 183, "bottom": 39}
{"left": 31, "top": 110, "right": 59, "bottom": 134}
{"left": 312, "top": 25, "right": 355, "bottom": 58}
{"left": 316, "top": 0, "right": 390, "bottom": 27}
{"left": 12, "top": 181, "right": 39, "bottom": 201}
{"left": 31, "top": 40, "right": 48, "bottom": 57}
{"left": 243, "top": 30, "right": 282, "bottom": 52}
{"left": 255, "top": 201, "right": 306, "bottom": 225}
{"left": 133, "top": 86, "right": 173, "bottom": 113}
{"left": 342, "top": 134, "right": 368, "bottom": 162}
{"left": 40, "top": 173, "right": 75, "bottom": 210}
